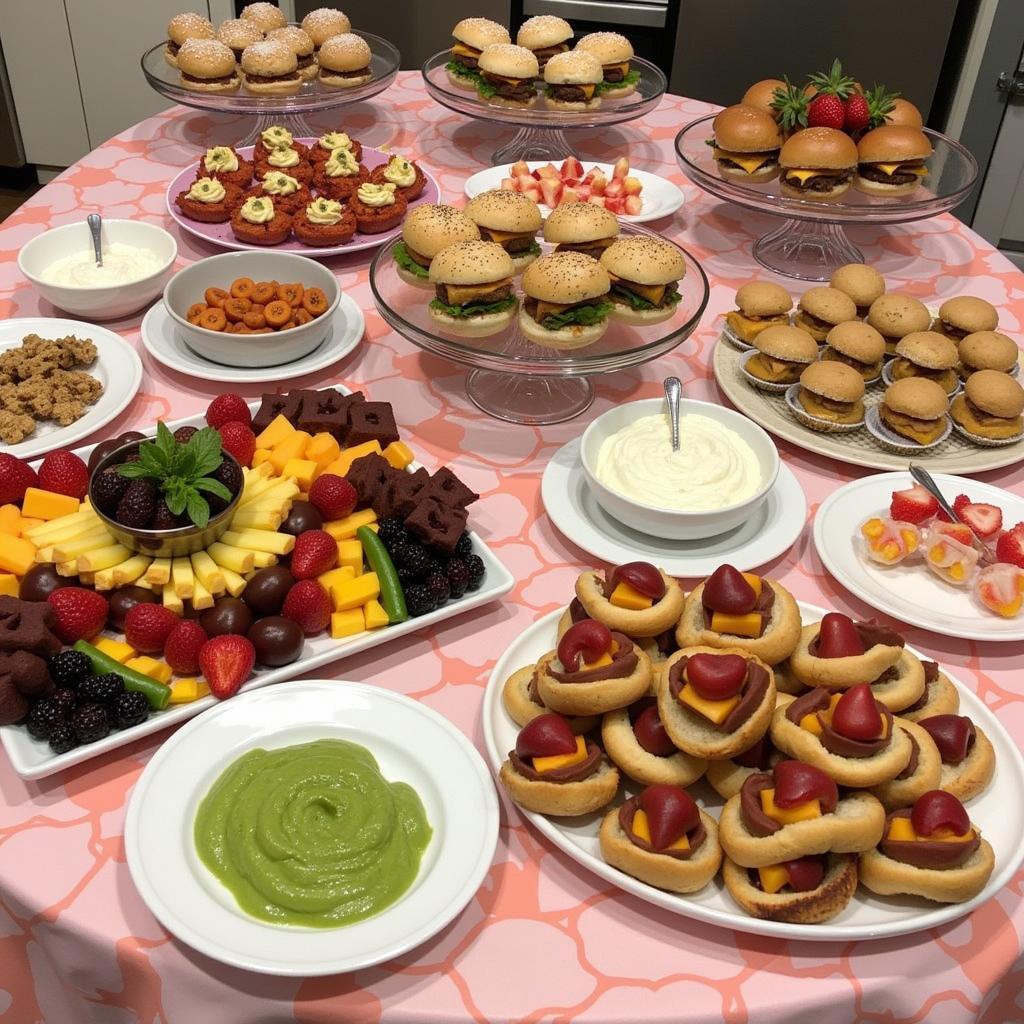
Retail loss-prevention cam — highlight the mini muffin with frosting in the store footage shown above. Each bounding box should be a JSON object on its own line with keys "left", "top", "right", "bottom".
{"left": 175, "top": 176, "right": 243, "bottom": 223}
{"left": 309, "top": 130, "right": 363, "bottom": 164}
{"left": 369, "top": 153, "right": 426, "bottom": 202}
{"left": 312, "top": 145, "right": 369, "bottom": 199}
{"left": 195, "top": 145, "right": 253, "bottom": 189}
{"left": 241, "top": 170, "right": 311, "bottom": 215}
{"left": 230, "top": 195, "right": 292, "bottom": 245}
{"left": 293, "top": 196, "right": 357, "bottom": 246}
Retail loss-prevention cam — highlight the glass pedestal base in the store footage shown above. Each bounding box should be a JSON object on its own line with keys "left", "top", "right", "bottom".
{"left": 493, "top": 126, "right": 573, "bottom": 164}
{"left": 466, "top": 370, "right": 593, "bottom": 424}
{"left": 753, "top": 218, "right": 864, "bottom": 281}
{"left": 235, "top": 112, "right": 319, "bottom": 147}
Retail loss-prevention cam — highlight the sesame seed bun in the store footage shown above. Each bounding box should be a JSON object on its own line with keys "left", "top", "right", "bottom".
{"left": 883, "top": 377, "right": 949, "bottom": 420}
{"left": 177, "top": 39, "right": 240, "bottom": 91}
{"left": 829, "top": 263, "right": 885, "bottom": 310}
{"left": 240, "top": 40, "right": 300, "bottom": 94}
{"left": 780, "top": 127, "right": 858, "bottom": 170}
{"left": 958, "top": 331, "right": 1020, "bottom": 374}
{"left": 824, "top": 320, "right": 885, "bottom": 365}
{"left": 894, "top": 331, "right": 958, "bottom": 370}
{"left": 754, "top": 325, "right": 819, "bottom": 363}
{"left": 317, "top": 33, "right": 372, "bottom": 88}
{"left": 735, "top": 282, "right": 791, "bottom": 317}
{"left": 168, "top": 12, "right": 215, "bottom": 50}
{"left": 452, "top": 17, "right": 510, "bottom": 50}
{"left": 962, "top": 369, "right": 1024, "bottom": 419}
{"left": 302, "top": 8, "right": 351, "bottom": 46}
{"left": 885, "top": 98, "right": 924, "bottom": 129}
{"left": 867, "top": 293, "right": 932, "bottom": 342}
{"left": 741, "top": 79, "right": 785, "bottom": 115}
{"left": 218, "top": 19, "right": 264, "bottom": 53}
{"left": 400, "top": 204, "right": 480, "bottom": 284}
{"left": 522, "top": 251, "right": 610, "bottom": 304}
{"left": 465, "top": 188, "right": 542, "bottom": 234}
{"left": 600, "top": 236, "right": 686, "bottom": 286}
{"left": 428, "top": 240, "right": 514, "bottom": 285}
{"left": 517, "top": 15, "right": 573, "bottom": 50}
{"left": 268, "top": 26, "right": 314, "bottom": 57}
{"left": 478, "top": 43, "right": 539, "bottom": 80}
{"left": 713, "top": 105, "right": 783, "bottom": 154}
{"left": 543, "top": 202, "right": 619, "bottom": 245}
{"left": 575, "top": 31, "right": 633, "bottom": 65}
{"left": 544, "top": 50, "right": 602, "bottom": 85}
{"left": 938, "top": 295, "right": 999, "bottom": 334}
{"left": 800, "top": 360, "right": 866, "bottom": 403}
{"left": 240, "top": 2, "right": 286, "bottom": 33}
{"left": 799, "top": 286, "right": 857, "bottom": 326}
{"left": 857, "top": 125, "right": 933, "bottom": 164}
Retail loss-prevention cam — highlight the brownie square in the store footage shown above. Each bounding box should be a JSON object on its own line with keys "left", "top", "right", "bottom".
{"left": 346, "top": 401, "right": 400, "bottom": 448}
{"left": 405, "top": 497, "right": 468, "bottom": 555}
{"left": 0, "top": 597, "right": 62, "bottom": 658}
{"left": 416, "top": 466, "right": 479, "bottom": 510}
{"left": 377, "top": 467, "right": 429, "bottom": 519}
{"left": 295, "top": 388, "right": 350, "bottom": 437}
{"left": 344, "top": 452, "right": 394, "bottom": 510}
{"left": 252, "top": 392, "right": 303, "bottom": 435}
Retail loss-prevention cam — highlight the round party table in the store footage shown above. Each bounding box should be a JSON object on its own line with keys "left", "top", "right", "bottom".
{"left": 1, "top": 72, "right": 1022, "bottom": 1024}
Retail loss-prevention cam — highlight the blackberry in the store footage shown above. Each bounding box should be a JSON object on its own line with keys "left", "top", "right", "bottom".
{"left": 214, "top": 458, "right": 243, "bottom": 497}
{"left": 78, "top": 673, "right": 124, "bottom": 705}
{"left": 50, "top": 688, "right": 78, "bottom": 718}
{"left": 152, "top": 499, "right": 184, "bottom": 532}
{"left": 48, "top": 723, "right": 78, "bottom": 755}
{"left": 173, "top": 425, "right": 198, "bottom": 444}
{"left": 403, "top": 584, "right": 435, "bottom": 618}
{"left": 48, "top": 649, "right": 91, "bottom": 689}
{"left": 465, "top": 553, "right": 485, "bottom": 591}
{"left": 91, "top": 467, "right": 129, "bottom": 515}
{"left": 376, "top": 518, "right": 408, "bottom": 552}
{"left": 454, "top": 532, "right": 473, "bottom": 559}
{"left": 71, "top": 703, "right": 110, "bottom": 744}
{"left": 116, "top": 479, "right": 156, "bottom": 529}
{"left": 396, "top": 564, "right": 419, "bottom": 585}
{"left": 26, "top": 697, "right": 69, "bottom": 741}
{"left": 112, "top": 691, "right": 150, "bottom": 729}
{"left": 423, "top": 558, "right": 446, "bottom": 579}
{"left": 446, "top": 559, "right": 470, "bottom": 599}
{"left": 393, "top": 543, "right": 432, "bottom": 581}
{"left": 424, "top": 571, "right": 450, "bottom": 607}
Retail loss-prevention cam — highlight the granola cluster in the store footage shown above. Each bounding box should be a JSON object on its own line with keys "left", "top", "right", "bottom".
{"left": 0, "top": 334, "right": 103, "bottom": 443}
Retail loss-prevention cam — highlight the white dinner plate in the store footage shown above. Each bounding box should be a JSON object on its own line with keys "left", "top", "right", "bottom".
{"left": 463, "top": 161, "right": 685, "bottom": 223}
{"left": 0, "top": 317, "right": 143, "bottom": 459}
{"left": 126, "top": 681, "right": 498, "bottom": 975}
{"left": 814, "top": 471, "right": 1024, "bottom": 642}
{"left": 140, "top": 297, "right": 364, "bottom": 384}
{"left": 541, "top": 436, "right": 806, "bottom": 577}
{"left": 482, "top": 604, "right": 1024, "bottom": 941}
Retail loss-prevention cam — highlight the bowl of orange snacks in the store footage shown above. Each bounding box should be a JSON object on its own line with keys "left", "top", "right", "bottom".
{"left": 163, "top": 251, "right": 340, "bottom": 368}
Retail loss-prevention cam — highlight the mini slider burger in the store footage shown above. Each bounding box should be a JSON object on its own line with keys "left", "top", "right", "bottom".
{"left": 958, "top": 331, "right": 1020, "bottom": 379}
{"left": 240, "top": 2, "right": 287, "bottom": 33}
{"left": 708, "top": 105, "right": 783, "bottom": 184}
{"left": 543, "top": 202, "right": 619, "bottom": 257}
{"left": 725, "top": 282, "right": 792, "bottom": 345}
{"left": 951, "top": 369, "right": 1024, "bottom": 442}
{"left": 166, "top": 12, "right": 215, "bottom": 66}
{"left": 740, "top": 78, "right": 786, "bottom": 116}
{"left": 448, "top": 17, "right": 511, "bottom": 90}
{"left": 543, "top": 51, "right": 603, "bottom": 111}
{"left": 476, "top": 44, "right": 539, "bottom": 108}
{"left": 392, "top": 203, "right": 480, "bottom": 288}
{"left": 464, "top": 188, "right": 542, "bottom": 271}
{"left": 575, "top": 32, "right": 638, "bottom": 99}
{"left": 427, "top": 240, "right": 517, "bottom": 338}
{"left": 267, "top": 27, "right": 318, "bottom": 80}
{"left": 744, "top": 324, "right": 818, "bottom": 387}
{"left": 176, "top": 39, "right": 240, "bottom": 93}
{"left": 217, "top": 19, "right": 264, "bottom": 63}
{"left": 878, "top": 377, "right": 950, "bottom": 447}
{"left": 830, "top": 262, "right": 885, "bottom": 318}
{"left": 794, "top": 286, "right": 857, "bottom": 343}
{"left": 240, "top": 39, "right": 300, "bottom": 95}
{"left": 936, "top": 296, "right": 999, "bottom": 343}
{"left": 519, "top": 251, "right": 614, "bottom": 349}
{"left": 891, "top": 332, "right": 960, "bottom": 395}
{"left": 317, "top": 33, "right": 373, "bottom": 89}
{"left": 867, "top": 293, "right": 932, "bottom": 356}
{"left": 779, "top": 127, "right": 858, "bottom": 201}
{"left": 822, "top": 321, "right": 886, "bottom": 382}
{"left": 794, "top": 361, "right": 866, "bottom": 430}
{"left": 599, "top": 235, "right": 687, "bottom": 325}
{"left": 516, "top": 14, "right": 573, "bottom": 69}
{"left": 302, "top": 9, "right": 352, "bottom": 52}
{"left": 855, "top": 125, "right": 933, "bottom": 197}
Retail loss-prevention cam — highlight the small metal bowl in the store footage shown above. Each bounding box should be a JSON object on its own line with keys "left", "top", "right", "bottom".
{"left": 88, "top": 439, "right": 242, "bottom": 558}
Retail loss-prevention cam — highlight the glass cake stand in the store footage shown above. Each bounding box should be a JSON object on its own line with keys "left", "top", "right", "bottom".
{"left": 421, "top": 52, "right": 666, "bottom": 163}
{"left": 369, "top": 223, "right": 709, "bottom": 424}
{"left": 141, "top": 31, "right": 399, "bottom": 146}
{"left": 674, "top": 114, "right": 978, "bottom": 281}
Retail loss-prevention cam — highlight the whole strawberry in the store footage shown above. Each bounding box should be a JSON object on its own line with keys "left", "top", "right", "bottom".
{"left": 38, "top": 450, "right": 90, "bottom": 500}
{"left": 290, "top": 529, "right": 338, "bottom": 580}
{"left": 843, "top": 93, "right": 870, "bottom": 134}
{"left": 807, "top": 93, "right": 846, "bottom": 130}
{"left": 282, "top": 579, "right": 332, "bottom": 635}
{"left": 308, "top": 474, "right": 357, "bottom": 520}
{"left": 164, "top": 619, "right": 209, "bottom": 675}
{"left": 199, "top": 634, "right": 256, "bottom": 700}
{"left": 124, "top": 602, "right": 180, "bottom": 654}
{"left": 0, "top": 453, "right": 39, "bottom": 505}
{"left": 206, "top": 394, "right": 252, "bottom": 430}
{"left": 48, "top": 588, "right": 109, "bottom": 643}
{"left": 217, "top": 421, "right": 256, "bottom": 468}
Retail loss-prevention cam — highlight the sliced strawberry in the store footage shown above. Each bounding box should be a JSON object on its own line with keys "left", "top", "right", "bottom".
{"left": 996, "top": 523, "right": 1024, "bottom": 568}
{"left": 604, "top": 179, "right": 624, "bottom": 199}
{"left": 612, "top": 156, "right": 630, "bottom": 179}
{"left": 539, "top": 178, "right": 561, "bottom": 208}
{"left": 588, "top": 172, "right": 607, "bottom": 195}
{"left": 955, "top": 499, "right": 1002, "bottom": 540}
{"left": 509, "top": 160, "right": 530, "bottom": 178}
{"left": 536, "top": 162, "right": 560, "bottom": 181}
{"left": 560, "top": 156, "right": 583, "bottom": 179}
{"left": 499, "top": 176, "right": 517, "bottom": 191}
{"left": 889, "top": 484, "right": 938, "bottom": 525}
{"left": 623, "top": 195, "right": 644, "bottom": 216}
{"left": 561, "top": 186, "right": 579, "bottom": 204}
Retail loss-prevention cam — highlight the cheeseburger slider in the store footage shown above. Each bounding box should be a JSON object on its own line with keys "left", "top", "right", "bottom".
{"left": 448, "top": 17, "right": 510, "bottom": 90}
{"left": 885, "top": 97, "right": 924, "bottom": 129}
{"left": 741, "top": 78, "right": 786, "bottom": 116}
{"left": 240, "top": 3, "right": 287, "bottom": 33}
{"left": 301, "top": 8, "right": 351, "bottom": 51}
{"left": 317, "top": 33, "right": 373, "bottom": 89}
{"left": 779, "top": 127, "right": 858, "bottom": 201}
{"left": 794, "top": 286, "right": 857, "bottom": 343}
{"left": 516, "top": 15, "right": 573, "bottom": 69}
{"left": 393, "top": 204, "right": 480, "bottom": 288}
{"left": 744, "top": 325, "right": 818, "bottom": 386}
{"left": 476, "top": 44, "right": 539, "bottom": 108}
{"left": 829, "top": 262, "right": 885, "bottom": 317}
{"left": 544, "top": 51, "right": 603, "bottom": 111}
{"left": 878, "top": 377, "right": 950, "bottom": 446}
{"left": 958, "top": 331, "right": 1020, "bottom": 379}
{"left": 519, "top": 252, "right": 613, "bottom": 349}
{"left": 240, "top": 39, "right": 300, "bottom": 95}
{"left": 542, "top": 202, "right": 619, "bottom": 256}
{"left": 218, "top": 19, "right": 264, "bottom": 62}
{"left": 575, "top": 32, "right": 638, "bottom": 99}
{"left": 795, "top": 361, "right": 866, "bottom": 428}
{"left": 891, "top": 332, "right": 960, "bottom": 394}
{"left": 267, "top": 27, "right": 317, "bottom": 80}
{"left": 822, "top": 321, "right": 885, "bottom": 382}
{"left": 725, "top": 282, "right": 792, "bottom": 345}
{"left": 951, "top": 369, "right": 1024, "bottom": 442}
{"left": 166, "top": 12, "right": 215, "bottom": 66}
{"left": 177, "top": 39, "right": 240, "bottom": 93}
{"left": 708, "top": 105, "right": 782, "bottom": 184}
{"left": 936, "top": 295, "right": 999, "bottom": 343}
{"left": 855, "top": 125, "right": 932, "bottom": 197}
{"left": 599, "top": 235, "right": 687, "bottom": 325}
{"left": 428, "top": 241, "right": 517, "bottom": 338}
{"left": 867, "top": 293, "right": 932, "bottom": 356}
{"left": 464, "top": 189, "right": 542, "bottom": 271}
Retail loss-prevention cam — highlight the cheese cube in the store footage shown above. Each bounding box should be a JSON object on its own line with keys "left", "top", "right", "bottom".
{"left": 331, "top": 607, "right": 365, "bottom": 639}
{"left": 324, "top": 509, "right": 377, "bottom": 540}
{"left": 709, "top": 611, "right": 763, "bottom": 637}
{"left": 281, "top": 458, "right": 318, "bottom": 491}
{"left": 268, "top": 432, "right": 311, "bottom": 474}
{"left": 382, "top": 441, "right": 414, "bottom": 470}
{"left": 679, "top": 683, "right": 740, "bottom": 725}
{"left": 168, "top": 678, "right": 211, "bottom": 704}
{"left": 338, "top": 539, "right": 362, "bottom": 573}
{"left": 609, "top": 580, "right": 653, "bottom": 610}
{"left": 95, "top": 637, "right": 136, "bottom": 663}
{"left": 125, "top": 657, "right": 173, "bottom": 685}
{"left": 758, "top": 864, "right": 790, "bottom": 894}
{"left": 533, "top": 735, "right": 588, "bottom": 774}
{"left": 252, "top": 449, "right": 273, "bottom": 468}
{"left": 254, "top": 414, "right": 295, "bottom": 449}
{"left": 364, "top": 598, "right": 389, "bottom": 629}
{"left": 759, "top": 788, "right": 821, "bottom": 825}
{"left": 318, "top": 566, "right": 356, "bottom": 590}
{"left": 630, "top": 808, "right": 690, "bottom": 851}
{"left": 307, "top": 433, "right": 341, "bottom": 469}
{"left": 21, "top": 488, "right": 79, "bottom": 521}
{"left": 0, "top": 535, "right": 36, "bottom": 576}
{"left": 0, "top": 505, "right": 21, "bottom": 536}
{"left": 0, "top": 573, "right": 18, "bottom": 597}
{"left": 331, "top": 572, "right": 380, "bottom": 611}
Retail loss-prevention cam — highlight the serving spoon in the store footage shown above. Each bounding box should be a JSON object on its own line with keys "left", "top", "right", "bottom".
{"left": 909, "top": 463, "right": 996, "bottom": 565}
{"left": 87, "top": 213, "right": 103, "bottom": 268}
{"left": 664, "top": 376, "right": 682, "bottom": 452}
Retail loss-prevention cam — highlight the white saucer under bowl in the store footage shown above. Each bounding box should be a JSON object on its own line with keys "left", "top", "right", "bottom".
{"left": 140, "top": 296, "right": 364, "bottom": 384}
{"left": 541, "top": 436, "right": 806, "bottom": 577}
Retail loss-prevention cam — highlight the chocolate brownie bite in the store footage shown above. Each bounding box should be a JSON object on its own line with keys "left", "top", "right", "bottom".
{"left": 418, "top": 466, "right": 480, "bottom": 509}
{"left": 406, "top": 498, "right": 469, "bottom": 555}
{"left": 346, "top": 401, "right": 400, "bottom": 447}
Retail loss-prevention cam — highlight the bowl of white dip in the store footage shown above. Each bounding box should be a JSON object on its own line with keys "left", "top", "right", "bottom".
{"left": 19, "top": 219, "right": 177, "bottom": 320}
{"left": 580, "top": 397, "right": 779, "bottom": 539}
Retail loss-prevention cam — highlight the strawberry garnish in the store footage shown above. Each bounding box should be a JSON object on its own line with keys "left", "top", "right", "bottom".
{"left": 996, "top": 523, "right": 1024, "bottom": 569}
{"left": 889, "top": 484, "right": 938, "bottom": 525}
{"left": 864, "top": 83, "right": 899, "bottom": 129}
{"left": 770, "top": 77, "right": 809, "bottom": 131}
{"left": 843, "top": 93, "right": 870, "bottom": 133}
{"left": 164, "top": 619, "right": 209, "bottom": 675}
{"left": 952, "top": 494, "right": 1003, "bottom": 540}
{"left": 199, "top": 634, "right": 256, "bottom": 700}
{"left": 807, "top": 94, "right": 847, "bottom": 131}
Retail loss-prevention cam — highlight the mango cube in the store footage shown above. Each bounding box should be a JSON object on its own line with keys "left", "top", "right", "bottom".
{"left": 252, "top": 449, "right": 273, "bottom": 468}
{"left": 331, "top": 572, "right": 380, "bottom": 611}
{"left": 268, "top": 431, "right": 311, "bottom": 473}
{"left": 364, "top": 598, "right": 389, "bottom": 629}
{"left": 21, "top": 488, "right": 79, "bottom": 521}
{"left": 0, "top": 573, "right": 18, "bottom": 597}
{"left": 338, "top": 539, "right": 363, "bottom": 573}
{"left": 331, "top": 607, "right": 365, "bottom": 639}
{"left": 125, "top": 656, "right": 173, "bottom": 685}
{"left": 95, "top": 637, "right": 136, "bottom": 663}
{"left": 318, "top": 565, "right": 355, "bottom": 590}
{"left": 324, "top": 508, "right": 377, "bottom": 540}
{"left": 254, "top": 414, "right": 295, "bottom": 449}
{"left": 0, "top": 505, "right": 21, "bottom": 536}
{"left": 326, "top": 440, "right": 382, "bottom": 478}
{"left": 281, "top": 458, "right": 318, "bottom": 491}
{"left": 307, "top": 433, "right": 341, "bottom": 469}
{"left": 382, "top": 441, "right": 414, "bottom": 470}
{"left": 168, "top": 678, "right": 211, "bottom": 704}
{"left": 0, "top": 535, "right": 36, "bottom": 576}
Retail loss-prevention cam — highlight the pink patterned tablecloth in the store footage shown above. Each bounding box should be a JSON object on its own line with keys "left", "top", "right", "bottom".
{"left": 1, "top": 73, "right": 1022, "bottom": 1024}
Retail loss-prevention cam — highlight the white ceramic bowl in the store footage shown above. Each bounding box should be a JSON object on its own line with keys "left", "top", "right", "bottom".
{"left": 163, "top": 250, "right": 340, "bottom": 369}
{"left": 18, "top": 219, "right": 177, "bottom": 320}
{"left": 580, "top": 397, "right": 780, "bottom": 540}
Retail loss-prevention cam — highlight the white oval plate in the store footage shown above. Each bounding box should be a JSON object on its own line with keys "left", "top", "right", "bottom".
{"left": 0, "top": 317, "right": 143, "bottom": 459}
{"left": 463, "top": 161, "right": 685, "bottom": 223}
{"left": 140, "top": 296, "right": 364, "bottom": 384}
{"left": 482, "top": 604, "right": 1024, "bottom": 941}
{"left": 541, "top": 436, "right": 806, "bottom": 577}
{"left": 815, "top": 470, "right": 1024, "bottom": 642}
{"left": 126, "top": 681, "right": 498, "bottom": 975}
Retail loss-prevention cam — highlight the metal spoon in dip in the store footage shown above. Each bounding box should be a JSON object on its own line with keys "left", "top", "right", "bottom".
{"left": 664, "top": 376, "right": 682, "bottom": 452}
{"left": 87, "top": 213, "right": 103, "bottom": 268}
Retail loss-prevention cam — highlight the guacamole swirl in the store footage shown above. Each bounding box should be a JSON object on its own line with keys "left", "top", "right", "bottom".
{"left": 194, "top": 739, "right": 432, "bottom": 928}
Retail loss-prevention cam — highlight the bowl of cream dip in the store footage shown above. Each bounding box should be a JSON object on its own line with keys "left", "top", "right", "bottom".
{"left": 580, "top": 397, "right": 779, "bottom": 539}
{"left": 19, "top": 219, "right": 177, "bottom": 320}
